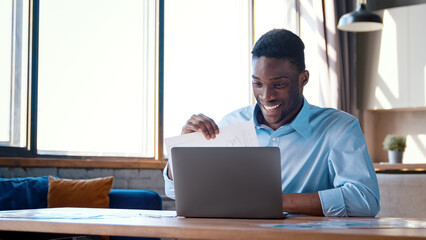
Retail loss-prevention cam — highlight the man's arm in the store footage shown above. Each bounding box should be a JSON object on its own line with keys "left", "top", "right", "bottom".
{"left": 319, "top": 120, "right": 380, "bottom": 217}
{"left": 167, "top": 164, "right": 173, "bottom": 180}
{"left": 282, "top": 192, "right": 324, "bottom": 216}
{"left": 163, "top": 163, "right": 175, "bottom": 199}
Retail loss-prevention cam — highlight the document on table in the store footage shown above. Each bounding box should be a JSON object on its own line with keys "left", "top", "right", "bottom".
{"left": 0, "top": 208, "right": 178, "bottom": 220}
{"left": 165, "top": 121, "right": 259, "bottom": 176}
{"left": 0, "top": 208, "right": 137, "bottom": 219}
{"left": 261, "top": 218, "right": 426, "bottom": 229}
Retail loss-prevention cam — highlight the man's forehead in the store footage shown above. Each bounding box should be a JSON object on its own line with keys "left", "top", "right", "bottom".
{"left": 252, "top": 57, "right": 299, "bottom": 73}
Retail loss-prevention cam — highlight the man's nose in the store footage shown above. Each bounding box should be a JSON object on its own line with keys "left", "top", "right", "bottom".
{"left": 260, "top": 87, "right": 277, "bottom": 101}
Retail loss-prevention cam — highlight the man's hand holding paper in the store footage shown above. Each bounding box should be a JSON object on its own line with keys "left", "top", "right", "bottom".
{"left": 165, "top": 120, "right": 259, "bottom": 179}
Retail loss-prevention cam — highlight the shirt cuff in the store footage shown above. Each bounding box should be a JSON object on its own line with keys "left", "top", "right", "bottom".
{"left": 318, "top": 188, "right": 347, "bottom": 217}
{"left": 163, "top": 163, "right": 175, "bottom": 199}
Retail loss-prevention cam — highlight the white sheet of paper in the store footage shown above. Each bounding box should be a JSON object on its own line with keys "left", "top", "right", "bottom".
{"left": 165, "top": 121, "right": 259, "bottom": 176}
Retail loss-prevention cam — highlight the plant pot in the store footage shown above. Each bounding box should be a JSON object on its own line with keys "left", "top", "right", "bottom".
{"left": 388, "top": 150, "right": 403, "bottom": 164}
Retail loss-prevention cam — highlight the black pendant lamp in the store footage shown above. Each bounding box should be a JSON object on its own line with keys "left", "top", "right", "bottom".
{"left": 337, "top": 0, "right": 383, "bottom": 32}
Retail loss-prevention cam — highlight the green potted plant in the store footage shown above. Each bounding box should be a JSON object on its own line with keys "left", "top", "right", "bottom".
{"left": 382, "top": 134, "right": 407, "bottom": 164}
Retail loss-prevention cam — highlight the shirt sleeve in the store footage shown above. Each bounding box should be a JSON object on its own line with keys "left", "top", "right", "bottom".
{"left": 318, "top": 120, "right": 380, "bottom": 217}
{"left": 163, "top": 163, "right": 176, "bottom": 199}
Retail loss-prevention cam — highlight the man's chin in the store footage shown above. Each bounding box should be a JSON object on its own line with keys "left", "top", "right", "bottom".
{"left": 262, "top": 116, "right": 282, "bottom": 125}
{"left": 258, "top": 108, "right": 284, "bottom": 125}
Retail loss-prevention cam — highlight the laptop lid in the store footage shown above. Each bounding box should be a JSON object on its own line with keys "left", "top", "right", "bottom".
{"left": 171, "top": 147, "right": 284, "bottom": 219}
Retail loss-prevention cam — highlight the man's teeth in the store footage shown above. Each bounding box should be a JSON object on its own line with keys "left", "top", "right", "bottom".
{"left": 264, "top": 104, "right": 280, "bottom": 111}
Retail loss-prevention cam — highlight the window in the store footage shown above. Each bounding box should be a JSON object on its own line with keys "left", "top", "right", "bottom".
{"left": 253, "top": 0, "right": 299, "bottom": 41}
{"left": 0, "top": 0, "right": 298, "bottom": 167}
{"left": 164, "top": 0, "right": 252, "bottom": 139}
{"left": 37, "top": 0, "right": 156, "bottom": 157}
{"left": 0, "top": 0, "right": 30, "bottom": 149}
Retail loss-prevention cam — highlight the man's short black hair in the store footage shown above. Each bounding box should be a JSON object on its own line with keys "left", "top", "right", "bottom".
{"left": 251, "top": 29, "right": 305, "bottom": 72}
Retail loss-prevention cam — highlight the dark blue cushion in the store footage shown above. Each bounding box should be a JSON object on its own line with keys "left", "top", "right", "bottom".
{"left": 0, "top": 176, "right": 49, "bottom": 210}
{"left": 109, "top": 189, "right": 162, "bottom": 210}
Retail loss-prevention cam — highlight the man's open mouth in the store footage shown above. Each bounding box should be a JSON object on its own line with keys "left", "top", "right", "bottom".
{"left": 262, "top": 104, "right": 280, "bottom": 112}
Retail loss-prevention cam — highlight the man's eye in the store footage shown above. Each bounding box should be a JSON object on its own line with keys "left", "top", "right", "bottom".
{"left": 252, "top": 81, "right": 262, "bottom": 87}
{"left": 275, "top": 82, "right": 287, "bottom": 88}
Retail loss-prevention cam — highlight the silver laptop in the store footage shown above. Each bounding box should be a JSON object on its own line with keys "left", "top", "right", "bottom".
{"left": 171, "top": 147, "right": 284, "bottom": 219}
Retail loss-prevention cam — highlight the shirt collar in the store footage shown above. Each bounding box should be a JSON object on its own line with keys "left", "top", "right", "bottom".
{"left": 252, "top": 98, "right": 312, "bottom": 138}
{"left": 290, "top": 98, "right": 312, "bottom": 138}
{"left": 252, "top": 104, "right": 262, "bottom": 127}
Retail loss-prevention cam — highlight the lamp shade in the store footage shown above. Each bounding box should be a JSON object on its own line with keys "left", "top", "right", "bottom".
{"left": 337, "top": 3, "right": 383, "bottom": 32}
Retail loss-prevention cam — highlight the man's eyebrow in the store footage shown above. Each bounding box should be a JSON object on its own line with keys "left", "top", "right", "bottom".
{"left": 251, "top": 75, "right": 290, "bottom": 80}
{"left": 270, "top": 76, "right": 289, "bottom": 80}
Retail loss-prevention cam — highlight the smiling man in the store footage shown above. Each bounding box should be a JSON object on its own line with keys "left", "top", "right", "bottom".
{"left": 164, "top": 29, "right": 380, "bottom": 217}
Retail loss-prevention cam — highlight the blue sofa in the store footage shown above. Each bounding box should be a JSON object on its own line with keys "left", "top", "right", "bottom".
{"left": 0, "top": 176, "right": 162, "bottom": 240}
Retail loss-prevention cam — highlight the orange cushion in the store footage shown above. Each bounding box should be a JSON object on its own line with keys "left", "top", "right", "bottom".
{"left": 47, "top": 176, "right": 114, "bottom": 208}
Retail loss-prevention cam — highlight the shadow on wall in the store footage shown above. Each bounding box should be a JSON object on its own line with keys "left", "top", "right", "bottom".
{"left": 357, "top": 4, "right": 426, "bottom": 164}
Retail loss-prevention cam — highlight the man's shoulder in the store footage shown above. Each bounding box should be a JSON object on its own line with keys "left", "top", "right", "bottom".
{"left": 309, "top": 104, "right": 358, "bottom": 127}
{"left": 219, "top": 105, "right": 255, "bottom": 127}
{"left": 307, "top": 105, "right": 362, "bottom": 143}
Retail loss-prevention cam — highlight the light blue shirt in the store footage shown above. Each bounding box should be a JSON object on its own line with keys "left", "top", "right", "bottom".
{"left": 164, "top": 98, "right": 380, "bottom": 217}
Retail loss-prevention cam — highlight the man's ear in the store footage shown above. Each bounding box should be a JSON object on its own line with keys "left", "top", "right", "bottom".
{"left": 299, "top": 70, "right": 309, "bottom": 87}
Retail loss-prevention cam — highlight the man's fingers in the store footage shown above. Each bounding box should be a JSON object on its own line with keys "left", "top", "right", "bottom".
{"left": 181, "top": 114, "right": 219, "bottom": 139}
{"left": 195, "top": 114, "right": 219, "bottom": 138}
{"left": 185, "top": 118, "right": 215, "bottom": 139}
